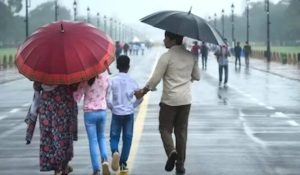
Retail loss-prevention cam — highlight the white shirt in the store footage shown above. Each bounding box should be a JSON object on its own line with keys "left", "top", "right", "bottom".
{"left": 107, "top": 73, "right": 142, "bottom": 115}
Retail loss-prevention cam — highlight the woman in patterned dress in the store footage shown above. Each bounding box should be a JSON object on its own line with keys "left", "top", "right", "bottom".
{"left": 29, "top": 82, "right": 78, "bottom": 175}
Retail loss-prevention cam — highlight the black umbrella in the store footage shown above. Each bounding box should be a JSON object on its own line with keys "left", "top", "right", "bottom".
{"left": 140, "top": 9, "right": 225, "bottom": 45}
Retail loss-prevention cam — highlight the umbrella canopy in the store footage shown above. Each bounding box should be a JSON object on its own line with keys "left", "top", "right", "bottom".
{"left": 140, "top": 10, "right": 225, "bottom": 45}
{"left": 16, "top": 20, "right": 115, "bottom": 85}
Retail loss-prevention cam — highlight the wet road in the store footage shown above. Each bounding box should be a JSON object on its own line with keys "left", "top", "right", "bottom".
{"left": 0, "top": 47, "right": 299, "bottom": 175}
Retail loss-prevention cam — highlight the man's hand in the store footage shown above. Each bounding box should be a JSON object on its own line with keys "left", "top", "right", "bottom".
{"left": 134, "top": 89, "right": 145, "bottom": 99}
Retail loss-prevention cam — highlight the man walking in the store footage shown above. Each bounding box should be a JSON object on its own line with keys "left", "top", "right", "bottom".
{"left": 201, "top": 41, "right": 209, "bottom": 69}
{"left": 234, "top": 42, "right": 242, "bottom": 67}
{"left": 215, "top": 44, "right": 230, "bottom": 87}
{"left": 243, "top": 41, "right": 252, "bottom": 66}
{"left": 137, "top": 31, "right": 200, "bottom": 174}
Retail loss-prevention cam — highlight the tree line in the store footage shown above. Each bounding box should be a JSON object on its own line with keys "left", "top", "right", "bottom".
{"left": 0, "top": 0, "right": 299, "bottom": 47}
{"left": 0, "top": 0, "right": 71, "bottom": 47}
{"left": 214, "top": 0, "right": 300, "bottom": 46}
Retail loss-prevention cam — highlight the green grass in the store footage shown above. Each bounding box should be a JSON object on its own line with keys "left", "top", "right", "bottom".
{"left": 0, "top": 48, "right": 17, "bottom": 64}
{"left": 252, "top": 46, "right": 300, "bottom": 54}
{"left": 0, "top": 48, "right": 17, "bottom": 58}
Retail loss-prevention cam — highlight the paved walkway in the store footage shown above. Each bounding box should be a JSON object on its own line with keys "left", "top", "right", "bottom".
{"left": 229, "top": 56, "right": 300, "bottom": 81}
{"left": 0, "top": 66, "right": 22, "bottom": 84}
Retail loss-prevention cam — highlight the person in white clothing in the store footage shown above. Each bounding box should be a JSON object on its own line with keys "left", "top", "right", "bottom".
{"left": 106, "top": 55, "right": 143, "bottom": 173}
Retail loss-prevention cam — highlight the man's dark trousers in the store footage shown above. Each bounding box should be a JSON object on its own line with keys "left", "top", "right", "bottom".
{"left": 219, "top": 65, "right": 228, "bottom": 83}
{"left": 159, "top": 103, "right": 191, "bottom": 168}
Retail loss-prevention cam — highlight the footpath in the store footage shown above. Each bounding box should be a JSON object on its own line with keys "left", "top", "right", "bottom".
{"left": 0, "top": 66, "right": 22, "bottom": 84}
{"left": 240, "top": 57, "right": 300, "bottom": 81}
{"left": 227, "top": 56, "right": 300, "bottom": 81}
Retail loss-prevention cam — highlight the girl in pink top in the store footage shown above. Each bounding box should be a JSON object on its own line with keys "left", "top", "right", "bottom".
{"left": 73, "top": 72, "right": 111, "bottom": 175}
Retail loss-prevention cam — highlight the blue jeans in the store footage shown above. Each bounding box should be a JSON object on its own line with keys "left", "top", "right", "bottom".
{"left": 84, "top": 110, "right": 108, "bottom": 172}
{"left": 219, "top": 65, "right": 228, "bottom": 84}
{"left": 110, "top": 114, "right": 134, "bottom": 166}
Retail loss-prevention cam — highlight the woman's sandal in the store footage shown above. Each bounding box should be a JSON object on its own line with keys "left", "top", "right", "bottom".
{"left": 54, "top": 171, "right": 62, "bottom": 175}
{"left": 61, "top": 166, "right": 73, "bottom": 175}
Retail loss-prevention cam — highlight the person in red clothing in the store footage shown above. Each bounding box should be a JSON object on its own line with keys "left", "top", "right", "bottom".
{"left": 191, "top": 41, "right": 201, "bottom": 61}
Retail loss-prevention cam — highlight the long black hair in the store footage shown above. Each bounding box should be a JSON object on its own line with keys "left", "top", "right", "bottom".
{"left": 87, "top": 76, "right": 97, "bottom": 86}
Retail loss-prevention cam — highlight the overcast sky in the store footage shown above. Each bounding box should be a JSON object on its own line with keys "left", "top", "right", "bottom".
{"left": 21, "top": 0, "right": 281, "bottom": 41}
{"left": 24, "top": 0, "right": 281, "bottom": 22}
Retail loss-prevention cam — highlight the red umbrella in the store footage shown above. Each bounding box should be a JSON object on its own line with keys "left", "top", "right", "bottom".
{"left": 16, "top": 20, "right": 115, "bottom": 85}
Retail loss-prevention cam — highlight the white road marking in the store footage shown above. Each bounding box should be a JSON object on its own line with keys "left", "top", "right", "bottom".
{"left": 0, "top": 115, "right": 8, "bottom": 121}
{"left": 22, "top": 103, "right": 31, "bottom": 107}
{"left": 287, "top": 120, "right": 300, "bottom": 126}
{"left": 0, "top": 123, "right": 26, "bottom": 139}
{"left": 270, "top": 112, "right": 289, "bottom": 118}
{"left": 242, "top": 120, "right": 267, "bottom": 147}
{"left": 225, "top": 83, "right": 278, "bottom": 112}
{"left": 9, "top": 108, "right": 21, "bottom": 113}
{"left": 266, "top": 106, "right": 275, "bottom": 110}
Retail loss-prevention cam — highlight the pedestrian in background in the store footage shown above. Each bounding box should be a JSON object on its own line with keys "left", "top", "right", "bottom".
{"left": 191, "top": 41, "right": 201, "bottom": 62}
{"left": 26, "top": 82, "right": 78, "bottom": 175}
{"left": 234, "top": 41, "right": 242, "bottom": 67}
{"left": 73, "top": 72, "right": 111, "bottom": 175}
{"left": 115, "top": 41, "right": 122, "bottom": 58}
{"left": 123, "top": 43, "right": 129, "bottom": 55}
{"left": 243, "top": 41, "right": 252, "bottom": 66}
{"left": 107, "top": 55, "right": 143, "bottom": 173}
{"left": 137, "top": 31, "right": 200, "bottom": 174}
{"left": 215, "top": 43, "right": 230, "bottom": 87}
{"left": 201, "top": 41, "right": 209, "bottom": 69}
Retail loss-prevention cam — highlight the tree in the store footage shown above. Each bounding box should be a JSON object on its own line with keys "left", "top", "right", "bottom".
{"left": 29, "top": 1, "right": 71, "bottom": 34}
{"left": 285, "top": 0, "right": 300, "bottom": 42}
{"left": 0, "top": 1, "right": 14, "bottom": 46}
{"left": 7, "top": 0, "right": 22, "bottom": 14}
{"left": 213, "top": 0, "right": 299, "bottom": 45}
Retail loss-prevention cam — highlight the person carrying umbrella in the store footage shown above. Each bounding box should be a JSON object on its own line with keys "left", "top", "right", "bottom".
{"left": 214, "top": 40, "right": 230, "bottom": 87}
{"left": 136, "top": 31, "right": 200, "bottom": 174}
{"left": 16, "top": 21, "right": 116, "bottom": 175}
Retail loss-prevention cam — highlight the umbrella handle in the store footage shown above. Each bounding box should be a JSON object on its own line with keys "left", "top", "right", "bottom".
{"left": 104, "top": 61, "right": 112, "bottom": 75}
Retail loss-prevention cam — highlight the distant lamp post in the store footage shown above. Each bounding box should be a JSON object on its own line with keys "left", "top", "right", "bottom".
{"left": 110, "top": 17, "right": 113, "bottom": 39}
{"left": 221, "top": 9, "right": 225, "bottom": 38}
{"left": 104, "top": 15, "right": 107, "bottom": 33}
{"left": 114, "top": 20, "right": 118, "bottom": 41}
{"left": 265, "top": 0, "right": 271, "bottom": 62}
{"left": 97, "top": 12, "right": 100, "bottom": 28}
{"left": 231, "top": 3, "right": 235, "bottom": 44}
{"left": 73, "top": 0, "right": 77, "bottom": 21}
{"left": 119, "top": 22, "right": 122, "bottom": 42}
{"left": 246, "top": 0, "right": 250, "bottom": 42}
{"left": 54, "top": 0, "right": 58, "bottom": 21}
{"left": 25, "top": 0, "right": 30, "bottom": 37}
{"left": 87, "top": 7, "right": 90, "bottom": 23}
{"left": 118, "top": 21, "right": 122, "bottom": 41}
{"left": 214, "top": 13, "right": 217, "bottom": 29}
{"left": 122, "top": 24, "right": 126, "bottom": 42}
